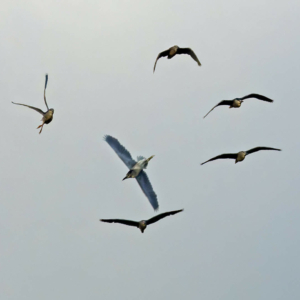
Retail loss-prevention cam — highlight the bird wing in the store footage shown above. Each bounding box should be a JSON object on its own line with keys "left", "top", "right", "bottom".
{"left": 44, "top": 74, "right": 49, "bottom": 110}
{"left": 104, "top": 135, "right": 136, "bottom": 169}
{"left": 136, "top": 170, "right": 159, "bottom": 211}
{"left": 146, "top": 209, "right": 183, "bottom": 225}
{"left": 201, "top": 153, "right": 237, "bottom": 165}
{"left": 153, "top": 49, "right": 169, "bottom": 73}
{"left": 239, "top": 93, "right": 274, "bottom": 102}
{"left": 176, "top": 48, "right": 201, "bottom": 66}
{"left": 203, "top": 100, "right": 233, "bottom": 118}
{"left": 12, "top": 102, "right": 45, "bottom": 115}
{"left": 100, "top": 219, "right": 139, "bottom": 227}
{"left": 246, "top": 147, "right": 281, "bottom": 155}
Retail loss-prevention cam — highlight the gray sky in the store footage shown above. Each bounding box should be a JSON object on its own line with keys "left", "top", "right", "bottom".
{"left": 1, "top": 0, "right": 300, "bottom": 299}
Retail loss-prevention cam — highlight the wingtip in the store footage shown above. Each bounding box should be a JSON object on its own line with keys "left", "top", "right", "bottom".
{"left": 103, "top": 134, "right": 110, "bottom": 141}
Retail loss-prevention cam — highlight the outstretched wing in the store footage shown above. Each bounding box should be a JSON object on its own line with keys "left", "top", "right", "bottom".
{"left": 153, "top": 49, "right": 169, "bottom": 73}
{"left": 136, "top": 171, "right": 159, "bottom": 211}
{"left": 147, "top": 209, "right": 183, "bottom": 225}
{"left": 240, "top": 93, "right": 274, "bottom": 102}
{"left": 100, "top": 219, "right": 139, "bottom": 227}
{"left": 177, "top": 47, "right": 201, "bottom": 66}
{"left": 246, "top": 147, "right": 281, "bottom": 155}
{"left": 44, "top": 74, "right": 49, "bottom": 110}
{"left": 203, "top": 100, "right": 232, "bottom": 118}
{"left": 201, "top": 153, "right": 237, "bottom": 165}
{"left": 104, "top": 135, "right": 136, "bottom": 169}
{"left": 12, "top": 102, "right": 45, "bottom": 115}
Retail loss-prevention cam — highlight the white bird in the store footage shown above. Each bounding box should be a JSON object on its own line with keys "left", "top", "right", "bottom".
{"left": 104, "top": 135, "right": 158, "bottom": 210}
{"left": 12, "top": 74, "right": 54, "bottom": 134}
{"left": 203, "top": 93, "right": 274, "bottom": 118}
{"left": 100, "top": 209, "right": 183, "bottom": 233}
{"left": 153, "top": 45, "right": 201, "bottom": 72}
{"left": 201, "top": 147, "right": 281, "bottom": 165}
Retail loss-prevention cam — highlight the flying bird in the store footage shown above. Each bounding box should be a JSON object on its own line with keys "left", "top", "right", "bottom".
{"left": 203, "top": 94, "right": 274, "bottom": 118}
{"left": 104, "top": 135, "right": 158, "bottom": 210}
{"left": 153, "top": 45, "right": 201, "bottom": 72}
{"left": 100, "top": 209, "right": 183, "bottom": 233}
{"left": 12, "top": 74, "right": 54, "bottom": 134}
{"left": 201, "top": 147, "right": 281, "bottom": 165}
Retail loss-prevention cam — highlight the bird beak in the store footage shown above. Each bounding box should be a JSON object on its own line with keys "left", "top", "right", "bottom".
{"left": 147, "top": 155, "right": 155, "bottom": 161}
{"left": 122, "top": 176, "right": 128, "bottom": 181}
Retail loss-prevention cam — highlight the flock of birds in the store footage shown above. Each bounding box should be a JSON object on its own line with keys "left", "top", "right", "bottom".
{"left": 11, "top": 45, "right": 281, "bottom": 233}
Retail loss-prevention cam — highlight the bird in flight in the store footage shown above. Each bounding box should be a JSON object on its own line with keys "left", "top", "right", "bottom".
{"left": 104, "top": 135, "right": 158, "bottom": 211}
{"left": 203, "top": 93, "right": 274, "bottom": 118}
{"left": 12, "top": 74, "right": 54, "bottom": 134}
{"left": 100, "top": 209, "right": 183, "bottom": 233}
{"left": 201, "top": 147, "right": 281, "bottom": 165}
{"left": 153, "top": 45, "right": 201, "bottom": 72}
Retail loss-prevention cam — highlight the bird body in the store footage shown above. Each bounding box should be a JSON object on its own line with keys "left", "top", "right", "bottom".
{"left": 42, "top": 108, "right": 54, "bottom": 124}
{"left": 138, "top": 221, "right": 147, "bottom": 233}
{"left": 153, "top": 45, "right": 201, "bottom": 72}
{"left": 231, "top": 99, "right": 243, "bottom": 108}
{"left": 203, "top": 93, "right": 274, "bottom": 118}
{"left": 123, "top": 156, "right": 154, "bottom": 180}
{"left": 12, "top": 74, "right": 54, "bottom": 134}
{"left": 201, "top": 147, "right": 281, "bottom": 165}
{"left": 104, "top": 135, "right": 158, "bottom": 210}
{"left": 100, "top": 209, "right": 183, "bottom": 233}
{"left": 168, "top": 45, "right": 179, "bottom": 58}
{"left": 236, "top": 151, "right": 246, "bottom": 163}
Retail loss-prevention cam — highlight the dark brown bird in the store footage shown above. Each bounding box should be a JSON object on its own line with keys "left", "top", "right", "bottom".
{"left": 100, "top": 209, "right": 183, "bottom": 233}
{"left": 203, "top": 94, "right": 274, "bottom": 118}
{"left": 12, "top": 74, "right": 54, "bottom": 134}
{"left": 153, "top": 45, "right": 201, "bottom": 72}
{"left": 201, "top": 147, "right": 281, "bottom": 165}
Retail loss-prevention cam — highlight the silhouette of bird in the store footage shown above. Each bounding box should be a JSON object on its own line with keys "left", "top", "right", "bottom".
{"left": 104, "top": 135, "right": 158, "bottom": 210}
{"left": 12, "top": 74, "right": 54, "bottom": 134}
{"left": 201, "top": 147, "right": 281, "bottom": 165}
{"left": 203, "top": 94, "right": 274, "bottom": 118}
{"left": 153, "top": 45, "right": 201, "bottom": 72}
{"left": 100, "top": 209, "right": 183, "bottom": 233}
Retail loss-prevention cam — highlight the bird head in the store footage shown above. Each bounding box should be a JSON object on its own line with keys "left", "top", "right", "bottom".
{"left": 49, "top": 108, "right": 55, "bottom": 114}
{"left": 122, "top": 170, "right": 134, "bottom": 181}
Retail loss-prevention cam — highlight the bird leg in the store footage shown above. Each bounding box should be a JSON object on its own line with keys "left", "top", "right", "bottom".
{"left": 37, "top": 123, "right": 44, "bottom": 134}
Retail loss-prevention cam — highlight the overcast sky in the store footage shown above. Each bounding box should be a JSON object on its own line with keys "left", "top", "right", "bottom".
{"left": 1, "top": 0, "right": 300, "bottom": 299}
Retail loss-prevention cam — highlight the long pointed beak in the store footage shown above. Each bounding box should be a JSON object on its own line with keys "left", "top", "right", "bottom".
{"left": 122, "top": 176, "right": 128, "bottom": 181}
{"left": 147, "top": 155, "right": 155, "bottom": 161}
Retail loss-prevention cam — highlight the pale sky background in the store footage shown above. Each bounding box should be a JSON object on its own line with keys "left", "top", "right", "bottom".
{"left": 1, "top": 0, "right": 300, "bottom": 299}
